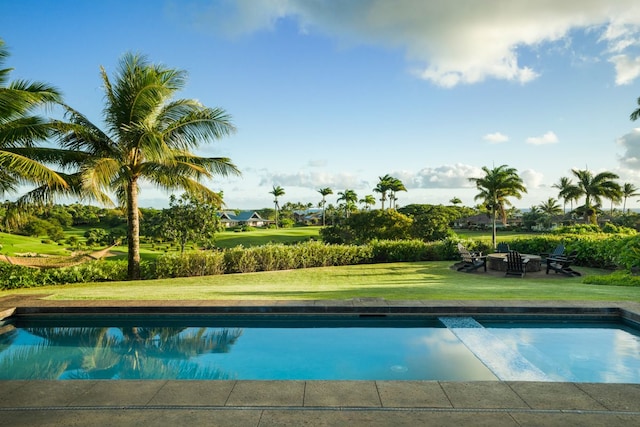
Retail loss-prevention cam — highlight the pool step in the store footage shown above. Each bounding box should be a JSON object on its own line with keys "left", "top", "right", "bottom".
{"left": 439, "top": 317, "right": 551, "bottom": 381}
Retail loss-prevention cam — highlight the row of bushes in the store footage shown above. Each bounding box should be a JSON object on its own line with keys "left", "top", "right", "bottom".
{"left": 2, "top": 233, "right": 640, "bottom": 289}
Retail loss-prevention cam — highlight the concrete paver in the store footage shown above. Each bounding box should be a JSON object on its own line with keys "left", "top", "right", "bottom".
{"left": 148, "top": 380, "right": 236, "bottom": 406}
{"left": 303, "top": 380, "right": 381, "bottom": 407}
{"left": 576, "top": 382, "right": 640, "bottom": 411}
{"left": 508, "top": 381, "right": 607, "bottom": 410}
{"left": 377, "top": 380, "right": 452, "bottom": 408}
{"left": 440, "top": 381, "right": 529, "bottom": 409}
{"left": 226, "top": 380, "right": 305, "bottom": 407}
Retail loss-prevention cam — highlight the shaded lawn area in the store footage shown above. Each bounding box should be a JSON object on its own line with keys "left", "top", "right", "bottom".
{"left": 2, "top": 261, "right": 637, "bottom": 302}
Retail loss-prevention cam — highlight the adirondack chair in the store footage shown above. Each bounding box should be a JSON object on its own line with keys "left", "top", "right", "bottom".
{"left": 546, "top": 250, "right": 581, "bottom": 276}
{"left": 504, "top": 250, "right": 529, "bottom": 277}
{"left": 496, "top": 242, "right": 510, "bottom": 253}
{"left": 540, "top": 244, "right": 565, "bottom": 260}
{"left": 456, "top": 243, "right": 487, "bottom": 273}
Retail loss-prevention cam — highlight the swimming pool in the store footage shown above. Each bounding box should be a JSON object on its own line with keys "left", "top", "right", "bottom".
{"left": 1, "top": 312, "right": 639, "bottom": 382}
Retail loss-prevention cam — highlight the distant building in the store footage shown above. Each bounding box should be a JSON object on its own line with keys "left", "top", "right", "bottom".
{"left": 293, "top": 208, "right": 323, "bottom": 225}
{"left": 218, "top": 211, "right": 270, "bottom": 228}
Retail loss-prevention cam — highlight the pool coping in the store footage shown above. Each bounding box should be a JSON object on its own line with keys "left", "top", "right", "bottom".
{"left": 2, "top": 298, "right": 640, "bottom": 425}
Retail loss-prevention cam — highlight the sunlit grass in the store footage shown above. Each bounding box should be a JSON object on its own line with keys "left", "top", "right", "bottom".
{"left": 4, "top": 261, "right": 636, "bottom": 302}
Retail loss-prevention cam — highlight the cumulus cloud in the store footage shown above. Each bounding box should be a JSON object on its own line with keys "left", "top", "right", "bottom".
{"left": 409, "top": 163, "right": 483, "bottom": 189}
{"left": 617, "top": 128, "right": 640, "bottom": 168}
{"left": 259, "top": 170, "right": 367, "bottom": 189}
{"left": 483, "top": 132, "right": 509, "bottom": 144}
{"left": 526, "top": 131, "right": 559, "bottom": 145}
{"left": 176, "top": 0, "right": 640, "bottom": 86}
{"left": 520, "top": 169, "right": 545, "bottom": 189}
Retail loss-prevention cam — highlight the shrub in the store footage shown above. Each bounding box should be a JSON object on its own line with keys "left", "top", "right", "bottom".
{"left": 583, "top": 271, "right": 640, "bottom": 287}
{"left": 154, "top": 251, "right": 225, "bottom": 278}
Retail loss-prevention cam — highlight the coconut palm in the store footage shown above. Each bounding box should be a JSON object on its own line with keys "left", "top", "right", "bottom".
{"left": 55, "top": 53, "right": 239, "bottom": 279}
{"left": 622, "top": 183, "right": 639, "bottom": 214}
{"left": 567, "top": 169, "right": 620, "bottom": 224}
{"left": 469, "top": 165, "right": 527, "bottom": 248}
{"left": 449, "top": 197, "right": 462, "bottom": 206}
{"left": 552, "top": 177, "right": 574, "bottom": 214}
{"left": 538, "top": 197, "right": 562, "bottom": 229}
{"left": 337, "top": 189, "right": 358, "bottom": 217}
{"left": 388, "top": 177, "right": 407, "bottom": 209}
{"left": 270, "top": 185, "right": 285, "bottom": 228}
{"left": 318, "top": 187, "right": 333, "bottom": 226}
{"left": 359, "top": 194, "right": 376, "bottom": 210}
{"left": 0, "top": 39, "right": 70, "bottom": 201}
{"left": 373, "top": 175, "right": 393, "bottom": 210}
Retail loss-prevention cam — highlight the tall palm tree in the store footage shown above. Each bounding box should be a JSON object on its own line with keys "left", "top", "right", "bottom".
{"left": 538, "top": 197, "right": 562, "bottom": 229}
{"left": 373, "top": 175, "right": 393, "bottom": 210}
{"left": 56, "top": 53, "right": 240, "bottom": 279}
{"left": 270, "top": 185, "right": 285, "bottom": 228}
{"left": 317, "top": 187, "right": 332, "bottom": 226}
{"left": 469, "top": 165, "right": 527, "bottom": 248}
{"left": 552, "top": 177, "right": 573, "bottom": 214}
{"left": 622, "top": 182, "right": 639, "bottom": 214}
{"left": 359, "top": 194, "right": 376, "bottom": 210}
{"left": 388, "top": 177, "right": 407, "bottom": 209}
{"left": 567, "top": 169, "right": 620, "bottom": 224}
{"left": 0, "top": 39, "right": 69, "bottom": 201}
{"left": 337, "top": 189, "right": 358, "bottom": 217}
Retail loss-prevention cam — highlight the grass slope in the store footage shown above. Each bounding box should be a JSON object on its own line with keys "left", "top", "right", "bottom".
{"left": 4, "top": 261, "right": 636, "bottom": 302}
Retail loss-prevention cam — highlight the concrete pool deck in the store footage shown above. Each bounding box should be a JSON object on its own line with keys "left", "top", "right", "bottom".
{"left": 1, "top": 297, "right": 640, "bottom": 426}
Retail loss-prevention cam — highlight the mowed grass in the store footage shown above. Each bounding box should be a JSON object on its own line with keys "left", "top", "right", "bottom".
{"left": 213, "top": 226, "right": 321, "bottom": 248}
{"left": 0, "top": 232, "right": 71, "bottom": 256}
{"left": 4, "top": 261, "right": 637, "bottom": 302}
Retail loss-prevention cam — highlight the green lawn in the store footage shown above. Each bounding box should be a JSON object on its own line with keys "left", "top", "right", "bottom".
{"left": 213, "top": 226, "right": 321, "bottom": 248}
{"left": 4, "top": 261, "right": 637, "bottom": 302}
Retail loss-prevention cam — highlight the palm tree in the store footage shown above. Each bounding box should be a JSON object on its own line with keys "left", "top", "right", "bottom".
{"left": 567, "top": 169, "right": 620, "bottom": 224}
{"left": 373, "top": 175, "right": 393, "bottom": 210}
{"left": 337, "top": 189, "right": 358, "bottom": 217}
{"left": 317, "top": 187, "right": 332, "bottom": 226}
{"left": 622, "top": 183, "right": 639, "bottom": 214}
{"left": 538, "top": 197, "right": 562, "bottom": 229}
{"left": 469, "top": 165, "right": 527, "bottom": 249}
{"left": 552, "top": 177, "right": 573, "bottom": 214}
{"left": 449, "top": 197, "right": 462, "bottom": 206}
{"left": 56, "top": 53, "right": 240, "bottom": 279}
{"left": 388, "top": 177, "right": 407, "bottom": 209}
{"left": 359, "top": 194, "right": 376, "bottom": 210}
{"left": 270, "top": 185, "right": 285, "bottom": 228}
{"left": 0, "top": 39, "right": 69, "bottom": 201}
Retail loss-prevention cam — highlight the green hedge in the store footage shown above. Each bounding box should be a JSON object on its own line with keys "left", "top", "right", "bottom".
{"left": 3, "top": 234, "right": 640, "bottom": 289}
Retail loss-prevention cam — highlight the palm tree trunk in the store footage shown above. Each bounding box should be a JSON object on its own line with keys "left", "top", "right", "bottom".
{"left": 127, "top": 179, "right": 141, "bottom": 280}
{"left": 491, "top": 208, "right": 497, "bottom": 249}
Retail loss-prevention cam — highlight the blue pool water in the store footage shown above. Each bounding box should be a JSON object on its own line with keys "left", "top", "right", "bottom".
{"left": 0, "top": 315, "right": 639, "bottom": 382}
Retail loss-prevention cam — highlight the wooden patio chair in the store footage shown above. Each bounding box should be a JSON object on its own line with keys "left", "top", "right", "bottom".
{"left": 504, "top": 250, "right": 529, "bottom": 277}
{"left": 546, "top": 250, "right": 581, "bottom": 276}
{"left": 540, "top": 244, "right": 565, "bottom": 260}
{"left": 496, "top": 242, "right": 510, "bottom": 253}
{"left": 456, "top": 243, "right": 487, "bottom": 273}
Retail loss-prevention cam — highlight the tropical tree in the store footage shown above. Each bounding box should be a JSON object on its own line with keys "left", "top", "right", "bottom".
{"left": 388, "top": 176, "right": 407, "bottom": 209}
{"left": 622, "top": 183, "right": 639, "bottom": 214}
{"left": 373, "top": 175, "right": 392, "bottom": 210}
{"left": 317, "top": 187, "right": 333, "bottom": 226}
{"left": 538, "top": 197, "right": 563, "bottom": 229}
{"left": 449, "top": 197, "right": 462, "bottom": 206}
{"left": 360, "top": 194, "right": 376, "bottom": 210}
{"left": 552, "top": 177, "right": 574, "bottom": 214}
{"left": 337, "top": 189, "right": 358, "bottom": 217}
{"left": 269, "top": 185, "right": 285, "bottom": 228}
{"left": 469, "top": 165, "right": 527, "bottom": 248}
{"left": 567, "top": 169, "right": 620, "bottom": 224}
{"left": 55, "top": 53, "right": 240, "bottom": 279}
{"left": 0, "top": 39, "right": 70, "bottom": 203}
{"left": 161, "top": 193, "right": 223, "bottom": 253}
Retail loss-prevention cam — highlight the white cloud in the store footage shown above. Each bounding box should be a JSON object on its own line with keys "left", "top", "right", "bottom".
{"left": 177, "top": 0, "right": 640, "bottom": 86}
{"left": 259, "top": 170, "right": 367, "bottom": 189}
{"left": 526, "top": 131, "right": 559, "bottom": 145}
{"left": 617, "top": 128, "right": 640, "bottom": 169}
{"left": 520, "top": 169, "right": 545, "bottom": 189}
{"left": 483, "top": 132, "right": 509, "bottom": 144}
{"left": 609, "top": 55, "right": 640, "bottom": 85}
{"left": 410, "top": 163, "right": 483, "bottom": 189}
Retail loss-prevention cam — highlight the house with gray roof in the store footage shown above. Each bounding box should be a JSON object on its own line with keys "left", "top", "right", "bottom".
{"left": 218, "top": 211, "right": 270, "bottom": 228}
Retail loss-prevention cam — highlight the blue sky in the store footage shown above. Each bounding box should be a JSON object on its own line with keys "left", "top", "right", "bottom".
{"left": 4, "top": 0, "right": 640, "bottom": 210}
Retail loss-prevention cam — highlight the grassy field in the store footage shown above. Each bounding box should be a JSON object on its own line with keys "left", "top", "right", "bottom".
{"left": 3, "top": 261, "right": 635, "bottom": 302}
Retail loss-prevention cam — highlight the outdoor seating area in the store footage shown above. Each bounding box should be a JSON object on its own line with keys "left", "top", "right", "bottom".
{"left": 456, "top": 243, "right": 486, "bottom": 273}
{"left": 504, "top": 250, "right": 529, "bottom": 277}
{"left": 546, "top": 250, "right": 582, "bottom": 276}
